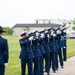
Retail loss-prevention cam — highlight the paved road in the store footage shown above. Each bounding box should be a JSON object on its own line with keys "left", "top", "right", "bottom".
{"left": 44, "top": 56, "right": 75, "bottom": 75}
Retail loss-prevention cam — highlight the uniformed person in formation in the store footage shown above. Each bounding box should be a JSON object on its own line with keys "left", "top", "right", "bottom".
{"left": 61, "top": 29, "right": 67, "bottom": 61}
{"left": 49, "top": 30, "right": 56, "bottom": 73}
{"left": 31, "top": 31, "right": 41, "bottom": 75}
{"left": 54, "top": 32, "right": 59, "bottom": 71}
{"left": 19, "top": 25, "right": 67, "bottom": 75}
{"left": 19, "top": 31, "right": 34, "bottom": 75}
{"left": 0, "top": 26, "right": 9, "bottom": 75}
{"left": 38, "top": 33, "right": 45, "bottom": 75}
{"left": 42, "top": 30, "right": 50, "bottom": 75}
{"left": 56, "top": 30, "right": 64, "bottom": 68}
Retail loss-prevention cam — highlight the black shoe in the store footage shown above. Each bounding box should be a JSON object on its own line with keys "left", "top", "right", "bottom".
{"left": 61, "top": 66, "right": 64, "bottom": 69}
{"left": 47, "top": 73, "right": 50, "bottom": 75}
{"left": 53, "top": 70, "right": 56, "bottom": 73}
{"left": 63, "top": 58, "right": 67, "bottom": 61}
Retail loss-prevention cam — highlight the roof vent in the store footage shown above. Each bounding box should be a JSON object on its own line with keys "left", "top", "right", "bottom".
{"left": 36, "top": 20, "right": 38, "bottom": 24}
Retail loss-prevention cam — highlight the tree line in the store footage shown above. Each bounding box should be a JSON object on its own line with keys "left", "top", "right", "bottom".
{"left": 72, "top": 19, "right": 75, "bottom": 30}
{"left": 3, "top": 27, "right": 13, "bottom": 35}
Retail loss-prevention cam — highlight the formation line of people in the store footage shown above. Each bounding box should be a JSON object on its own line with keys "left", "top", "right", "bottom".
{"left": 19, "top": 24, "right": 67, "bottom": 75}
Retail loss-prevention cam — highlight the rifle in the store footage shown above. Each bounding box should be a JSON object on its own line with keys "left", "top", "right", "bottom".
{"left": 60, "top": 27, "right": 68, "bottom": 31}
{"left": 38, "top": 28, "right": 52, "bottom": 34}
{"left": 47, "top": 27, "right": 53, "bottom": 31}
{"left": 26, "top": 31, "right": 37, "bottom": 38}
{"left": 39, "top": 30, "right": 45, "bottom": 34}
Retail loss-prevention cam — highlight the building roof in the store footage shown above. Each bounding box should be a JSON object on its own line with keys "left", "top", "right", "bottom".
{"left": 13, "top": 23, "right": 62, "bottom": 28}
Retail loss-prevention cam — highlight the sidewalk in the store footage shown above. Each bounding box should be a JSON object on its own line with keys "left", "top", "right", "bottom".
{"left": 44, "top": 56, "right": 75, "bottom": 75}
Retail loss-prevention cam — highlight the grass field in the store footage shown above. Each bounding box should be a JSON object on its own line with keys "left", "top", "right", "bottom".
{"left": 3, "top": 36, "right": 75, "bottom": 75}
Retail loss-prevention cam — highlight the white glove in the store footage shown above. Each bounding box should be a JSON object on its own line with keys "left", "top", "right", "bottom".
{"left": 36, "top": 36, "right": 38, "bottom": 39}
{"left": 36, "top": 32, "right": 39, "bottom": 37}
{"left": 47, "top": 34, "right": 50, "bottom": 38}
{"left": 29, "top": 36, "right": 33, "bottom": 41}
{"left": 53, "top": 34, "right": 56, "bottom": 37}
{"left": 64, "top": 47, "right": 66, "bottom": 48}
{"left": 40, "top": 33, "right": 44, "bottom": 38}
{"left": 4, "top": 63, "right": 8, "bottom": 67}
{"left": 57, "top": 30, "right": 61, "bottom": 34}
{"left": 45, "top": 30, "right": 48, "bottom": 33}
{"left": 51, "top": 30, "right": 54, "bottom": 35}
{"left": 63, "top": 30, "right": 66, "bottom": 33}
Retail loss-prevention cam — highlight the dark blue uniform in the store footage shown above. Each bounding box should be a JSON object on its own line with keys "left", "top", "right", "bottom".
{"left": 61, "top": 31, "right": 67, "bottom": 61}
{"left": 0, "top": 36, "right": 9, "bottom": 75}
{"left": 49, "top": 35, "right": 56, "bottom": 72}
{"left": 32, "top": 38, "right": 41, "bottom": 75}
{"left": 19, "top": 38, "right": 34, "bottom": 75}
{"left": 43, "top": 34, "right": 50, "bottom": 74}
{"left": 57, "top": 33, "right": 64, "bottom": 68}
{"left": 54, "top": 35, "right": 59, "bottom": 70}
{"left": 38, "top": 38, "right": 45, "bottom": 75}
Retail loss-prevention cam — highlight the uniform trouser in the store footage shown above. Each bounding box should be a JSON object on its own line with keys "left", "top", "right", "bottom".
{"left": 33, "top": 57, "right": 41, "bottom": 75}
{"left": 21, "top": 59, "right": 33, "bottom": 75}
{"left": 63, "top": 48, "right": 67, "bottom": 61}
{"left": 58, "top": 48, "right": 64, "bottom": 67}
{"left": 43, "top": 53, "right": 50, "bottom": 73}
{"left": 0, "top": 65, "right": 5, "bottom": 75}
{"left": 50, "top": 52, "right": 56, "bottom": 71}
{"left": 40, "top": 55, "right": 44, "bottom": 75}
{"left": 55, "top": 51, "right": 58, "bottom": 69}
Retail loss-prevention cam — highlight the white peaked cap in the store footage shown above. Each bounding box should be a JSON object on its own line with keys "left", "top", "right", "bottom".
{"left": 27, "top": 32, "right": 31, "bottom": 35}
{"left": 20, "top": 31, "right": 27, "bottom": 36}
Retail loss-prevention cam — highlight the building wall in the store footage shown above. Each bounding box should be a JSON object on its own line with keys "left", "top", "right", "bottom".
{"left": 13, "top": 27, "right": 51, "bottom": 36}
{"left": 13, "top": 27, "right": 28, "bottom": 36}
{"left": 28, "top": 27, "right": 50, "bottom": 32}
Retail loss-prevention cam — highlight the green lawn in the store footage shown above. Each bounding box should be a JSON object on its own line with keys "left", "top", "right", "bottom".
{"left": 3, "top": 36, "right": 75, "bottom": 75}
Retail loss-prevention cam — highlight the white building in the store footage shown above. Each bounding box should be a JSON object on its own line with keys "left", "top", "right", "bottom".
{"left": 13, "top": 19, "right": 72, "bottom": 36}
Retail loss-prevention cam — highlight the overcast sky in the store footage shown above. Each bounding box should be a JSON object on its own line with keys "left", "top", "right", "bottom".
{"left": 0, "top": 0, "right": 75, "bottom": 27}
